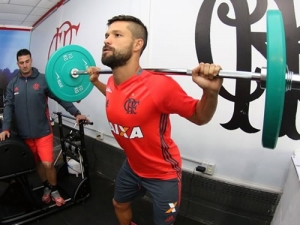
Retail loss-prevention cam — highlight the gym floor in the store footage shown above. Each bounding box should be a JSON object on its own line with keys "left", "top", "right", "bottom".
{"left": 27, "top": 171, "right": 204, "bottom": 225}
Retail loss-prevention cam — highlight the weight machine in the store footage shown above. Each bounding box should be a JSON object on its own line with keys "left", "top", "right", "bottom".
{"left": 0, "top": 112, "right": 92, "bottom": 224}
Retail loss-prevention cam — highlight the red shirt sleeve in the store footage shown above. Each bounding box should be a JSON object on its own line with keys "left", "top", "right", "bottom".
{"left": 144, "top": 73, "right": 198, "bottom": 118}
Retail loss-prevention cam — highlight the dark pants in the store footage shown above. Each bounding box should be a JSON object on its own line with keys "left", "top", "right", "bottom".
{"left": 114, "top": 160, "right": 181, "bottom": 225}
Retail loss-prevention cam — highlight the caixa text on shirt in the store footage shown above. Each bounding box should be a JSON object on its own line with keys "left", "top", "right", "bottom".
{"left": 109, "top": 122, "right": 143, "bottom": 139}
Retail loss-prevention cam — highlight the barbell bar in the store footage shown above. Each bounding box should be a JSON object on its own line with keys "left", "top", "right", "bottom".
{"left": 45, "top": 10, "right": 291, "bottom": 149}
{"left": 72, "top": 68, "right": 261, "bottom": 80}
{"left": 71, "top": 68, "right": 299, "bottom": 91}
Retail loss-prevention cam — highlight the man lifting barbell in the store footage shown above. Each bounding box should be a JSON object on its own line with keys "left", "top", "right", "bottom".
{"left": 87, "top": 15, "right": 222, "bottom": 225}
{"left": 45, "top": 10, "right": 291, "bottom": 149}
{"left": 42, "top": 9, "right": 290, "bottom": 224}
{"left": 0, "top": 49, "right": 89, "bottom": 207}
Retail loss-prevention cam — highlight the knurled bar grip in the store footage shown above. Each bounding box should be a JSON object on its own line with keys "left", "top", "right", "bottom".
{"left": 71, "top": 68, "right": 300, "bottom": 91}
{"left": 72, "top": 68, "right": 260, "bottom": 80}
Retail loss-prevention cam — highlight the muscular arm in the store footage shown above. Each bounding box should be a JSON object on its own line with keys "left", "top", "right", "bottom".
{"left": 92, "top": 80, "right": 106, "bottom": 96}
{"left": 187, "top": 63, "right": 223, "bottom": 125}
{"left": 187, "top": 90, "right": 219, "bottom": 125}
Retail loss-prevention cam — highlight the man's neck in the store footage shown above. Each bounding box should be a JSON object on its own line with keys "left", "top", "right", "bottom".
{"left": 20, "top": 69, "right": 33, "bottom": 77}
{"left": 21, "top": 73, "right": 32, "bottom": 78}
{"left": 112, "top": 61, "right": 141, "bottom": 85}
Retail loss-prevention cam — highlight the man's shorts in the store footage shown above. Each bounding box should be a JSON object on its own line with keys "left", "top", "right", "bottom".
{"left": 114, "top": 160, "right": 181, "bottom": 225}
{"left": 24, "top": 133, "right": 54, "bottom": 163}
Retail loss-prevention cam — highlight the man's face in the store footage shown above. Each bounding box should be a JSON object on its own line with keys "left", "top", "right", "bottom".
{"left": 102, "top": 21, "right": 134, "bottom": 69}
{"left": 17, "top": 55, "right": 32, "bottom": 76}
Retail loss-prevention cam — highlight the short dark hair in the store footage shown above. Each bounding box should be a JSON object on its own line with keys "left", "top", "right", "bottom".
{"left": 107, "top": 15, "right": 148, "bottom": 55}
{"left": 16, "top": 49, "right": 31, "bottom": 61}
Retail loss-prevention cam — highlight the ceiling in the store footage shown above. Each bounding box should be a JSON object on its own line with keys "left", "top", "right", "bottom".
{"left": 0, "top": 0, "right": 62, "bottom": 29}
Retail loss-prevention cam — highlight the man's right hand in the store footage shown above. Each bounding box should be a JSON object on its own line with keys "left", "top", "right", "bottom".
{"left": 0, "top": 131, "right": 10, "bottom": 141}
{"left": 87, "top": 66, "right": 101, "bottom": 83}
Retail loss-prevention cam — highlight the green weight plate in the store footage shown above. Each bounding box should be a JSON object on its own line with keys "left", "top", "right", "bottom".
{"left": 262, "top": 10, "right": 286, "bottom": 149}
{"left": 46, "top": 45, "right": 95, "bottom": 102}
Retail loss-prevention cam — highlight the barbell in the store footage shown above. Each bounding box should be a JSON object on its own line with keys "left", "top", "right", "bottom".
{"left": 45, "top": 10, "right": 297, "bottom": 149}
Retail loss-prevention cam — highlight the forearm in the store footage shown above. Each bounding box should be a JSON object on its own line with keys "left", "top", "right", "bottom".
{"left": 2, "top": 90, "right": 14, "bottom": 131}
{"left": 92, "top": 80, "right": 106, "bottom": 96}
{"left": 2, "top": 110, "right": 13, "bottom": 131}
{"left": 2, "top": 116, "right": 12, "bottom": 131}
{"left": 188, "top": 90, "right": 219, "bottom": 125}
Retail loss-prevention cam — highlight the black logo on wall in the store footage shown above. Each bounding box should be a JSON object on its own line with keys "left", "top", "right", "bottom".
{"left": 196, "top": 0, "right": 300, "bottom": 140}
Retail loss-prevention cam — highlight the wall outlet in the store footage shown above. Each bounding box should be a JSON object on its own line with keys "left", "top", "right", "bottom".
{"left": 95, "top": 131, "right": 104, "bottom": 141}
{"left": 197, "top": 161, "right": 216, "bottom": 176}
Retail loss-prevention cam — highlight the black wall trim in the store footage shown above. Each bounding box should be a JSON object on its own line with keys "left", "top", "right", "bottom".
{"left": 180, "top": 171, "right": 280, "bottom": 225}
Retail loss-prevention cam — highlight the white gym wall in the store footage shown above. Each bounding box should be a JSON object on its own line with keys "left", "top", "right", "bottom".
{"left": 30, "top": 0, "right": 300, "bottom": 192}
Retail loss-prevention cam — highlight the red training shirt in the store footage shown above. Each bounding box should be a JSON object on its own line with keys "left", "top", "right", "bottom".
{"left": 105, "top": 70, "right": 198, "bottom": 180}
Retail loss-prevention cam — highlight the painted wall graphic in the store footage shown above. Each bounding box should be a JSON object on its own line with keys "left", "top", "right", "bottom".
{"left": 196, "top": 0, "right": 300, "bottom": 140}
{"left": 0, "top": 29, "right": 31, "bottom": 108}
{"left": 48, "top": 21, "right": 80, "bottom": 59}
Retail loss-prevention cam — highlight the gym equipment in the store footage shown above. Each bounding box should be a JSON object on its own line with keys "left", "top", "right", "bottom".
{"left": 0, "top": 132, "right": 37, "bottom": 225}
{"left": 0, "top": 132, "right": 35, "bottom": 179}
{"left": 45, "top": 45, "right": 95, "bottom": 103}
{"left": 262, "top": 10, "right": 287, "bottom": 151}
{"left": 0, "top": 114, "right": 93, "bottom": 225}
{"left": 44, "top": 10, "right": 293, "bottom": 149}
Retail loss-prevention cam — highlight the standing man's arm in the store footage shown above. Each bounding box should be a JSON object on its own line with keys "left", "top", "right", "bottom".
{"left": 0, "top": 84, "right": 15, "bottom": 140}
{"left": 46, "top": 88, "right": 89, "bottom": 124}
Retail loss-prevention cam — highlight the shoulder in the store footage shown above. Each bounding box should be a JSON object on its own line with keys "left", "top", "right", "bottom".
{"left": 7, "top": 74, "right": 18, "bottom": 87}
{"left": 34, "top": 70, "right": 46, "bottom": 83}
{"left": 32, "top": 67, "right": 45, "bottom": 78}
{"left": 107, "top": 75, "right": 113, "bottom": 82}
{"left": 141, "top": 70, "right": 181, "bottom": 90}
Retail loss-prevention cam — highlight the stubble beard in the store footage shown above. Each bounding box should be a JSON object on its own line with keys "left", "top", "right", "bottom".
{"left": 101, "top": 44, "right": 133, "bottom": 69}
{"left": 21, "top": 68, "right": 31, "bottom": 76}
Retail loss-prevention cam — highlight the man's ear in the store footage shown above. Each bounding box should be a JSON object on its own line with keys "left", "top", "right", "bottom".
{"left": 133, "top": 39, "right": 144, "bottom": 53}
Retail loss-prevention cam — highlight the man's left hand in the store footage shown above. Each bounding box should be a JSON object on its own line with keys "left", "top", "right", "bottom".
{"left": 192, "top": 62, "right": 223, "bottom": 93}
